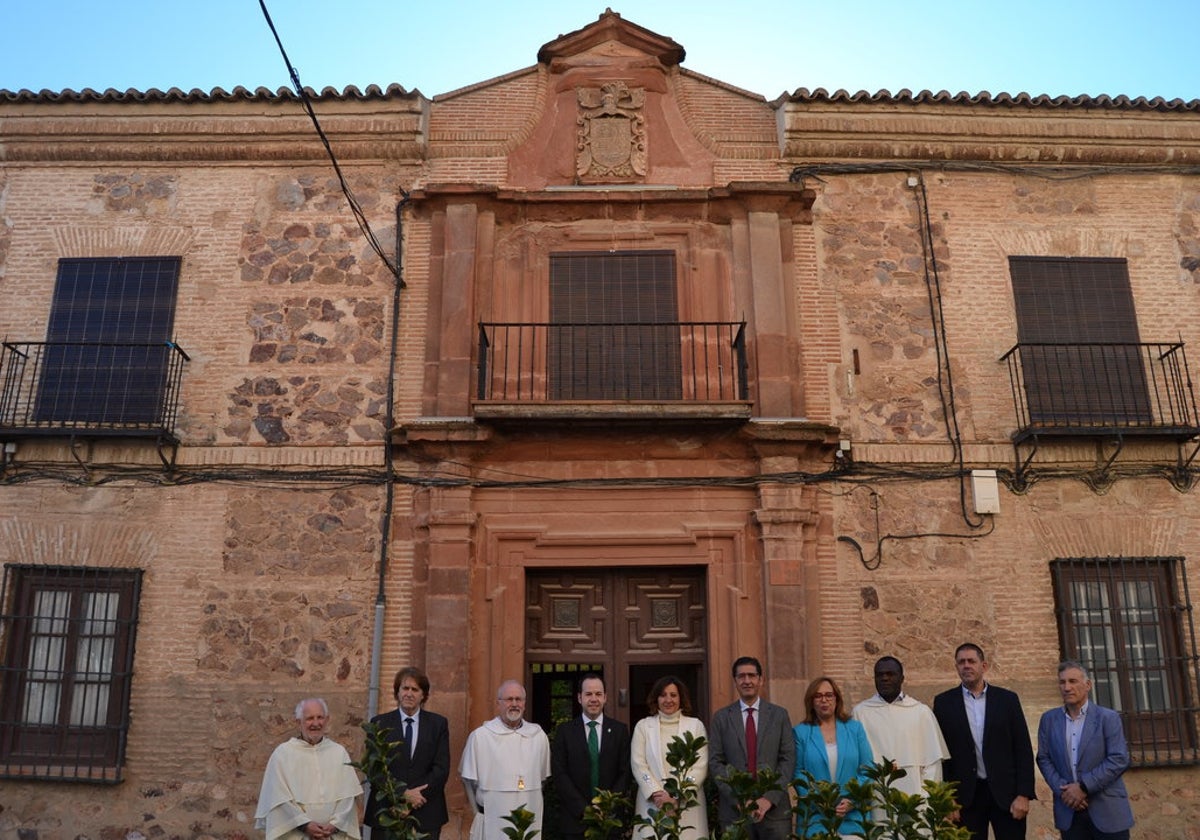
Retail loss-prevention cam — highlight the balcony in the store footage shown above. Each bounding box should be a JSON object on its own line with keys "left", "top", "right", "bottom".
{"left": 1002, "top": 341, "right": 1200, "bottom": 443}
{"left": 0, "top": 341, "right": 190, "bottom": 442}
{"left": 475, "top": 321, "right": 751, "bottom": 421}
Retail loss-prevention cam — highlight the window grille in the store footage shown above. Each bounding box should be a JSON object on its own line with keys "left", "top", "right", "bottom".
{"left": 40, "top": 257, "right": 181, "bottom": 425}
{"left": 548, "top": 250, "right": 682, "bottom": 400}
{"left": 0, "top": 564, "right": 142, "bottom": 782}
{"left": 1050, "top": 556, "right": 1199, "bottom": 766}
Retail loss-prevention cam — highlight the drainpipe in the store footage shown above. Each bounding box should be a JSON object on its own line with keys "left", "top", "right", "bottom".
{"left": 367, "top": 192, "right": 409, "bottom": 721}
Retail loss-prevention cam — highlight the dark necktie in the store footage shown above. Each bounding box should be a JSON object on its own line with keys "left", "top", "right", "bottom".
{"left": 587, "top": 719, "right": 600, "bottom": 794}
{"left": 404, "top": 716, "right": 415, "bottom": 757}
{"left": 746, "top": 707, "right": 758, "bottom": 773}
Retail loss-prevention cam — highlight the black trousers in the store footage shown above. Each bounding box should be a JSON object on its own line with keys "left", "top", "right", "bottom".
{"left": 961, "top": 777, "right": 1026, "bottom": 840}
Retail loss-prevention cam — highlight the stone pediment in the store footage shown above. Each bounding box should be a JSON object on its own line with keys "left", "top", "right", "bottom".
{"left": 508, "top": 9, "right": 716, "bottom": 188}
{"left": 537, "top": 8, "right": 685, "bottom": 72}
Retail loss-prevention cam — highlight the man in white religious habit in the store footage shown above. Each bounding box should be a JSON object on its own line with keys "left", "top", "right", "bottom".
{"left": 255, "top": 697, "right": 363, "bottom": 839}
{"left": 853, "top": 656, "right": 950, "bottom": 797}
{"left": 459, "top": 679, "right": 552, "bottom": 840}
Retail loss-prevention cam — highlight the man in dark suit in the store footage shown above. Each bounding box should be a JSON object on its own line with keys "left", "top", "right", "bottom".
{"left": 708, "top": 656, "right": 795, "bottom": 840}
{"left": 550, "top": 673, "right": 631, "bottom": 840}
{"left": 1036, "top": 661, "right": 1134, "bottom": 840}
{"left": 364, "top": 666, "right": 451, "bottom": 840}
{"left": 933, "top": 643, "right": 1036, "bottom": 840}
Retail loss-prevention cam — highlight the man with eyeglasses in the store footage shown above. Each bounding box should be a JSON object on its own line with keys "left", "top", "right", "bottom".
{"left": 709, "top": 656, "right": 795, "bottom": 840}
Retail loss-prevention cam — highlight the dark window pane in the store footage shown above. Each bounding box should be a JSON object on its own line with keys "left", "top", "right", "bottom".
{"left": 1010, "top": 257, "right": 1150, "bottom": 426}
{"left": 37, "top": 258, "right": 180, "bottom": 424}
{"left": 548, "top": 251, "right": 681, "bottom": 400}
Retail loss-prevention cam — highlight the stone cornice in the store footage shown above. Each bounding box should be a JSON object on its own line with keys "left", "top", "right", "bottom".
{"left": 0, "top": 97, "right": 426, "bottom": 163}
{"left": 778, "top": 97, "right": 1200, "bottom": 164}
{"left": 408, "top": 181, "right": 815, "bottom": 221}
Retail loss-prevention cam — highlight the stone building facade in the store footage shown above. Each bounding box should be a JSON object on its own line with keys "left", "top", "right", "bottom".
{"left": 1, "top": 10, "right": 1198, "bottom": 840}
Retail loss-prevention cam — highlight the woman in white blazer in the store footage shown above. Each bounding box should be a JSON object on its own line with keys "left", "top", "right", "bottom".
{"left": 630, "top": 676, "right": 709, "bottom": 840}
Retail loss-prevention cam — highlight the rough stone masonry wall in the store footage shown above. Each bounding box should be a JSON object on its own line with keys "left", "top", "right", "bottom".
{"left": 817, "top": 168, "right": 1200, "bottom": 839}
{"left": 813, "top": 172, "right": 950, "bottom": 442}
{"left": 220, "top": 171, "right": 395, "bottom": 448}
{"left": 0, "top": 484, "right": 382, "bottom": 840}
{"left": 0, "top": 161, "right": 401, "bottom": 838}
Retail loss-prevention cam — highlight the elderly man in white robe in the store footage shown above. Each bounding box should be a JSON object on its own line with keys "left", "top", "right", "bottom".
{"left": 459, "top": 680, "right": 551, "bottom": 840}
{"left": 255, "top": 697, "right": 363, "bottom": 839}
{"left": 852, "top": 656, "right": 949, "bottom": 798}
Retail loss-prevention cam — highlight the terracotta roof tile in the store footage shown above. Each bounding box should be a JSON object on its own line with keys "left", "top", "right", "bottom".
{"left": 778, "top": 87, "right": 1200, "bottom": 112}
{"left": 0, "top": 83, "right": 420, "bottom": 104}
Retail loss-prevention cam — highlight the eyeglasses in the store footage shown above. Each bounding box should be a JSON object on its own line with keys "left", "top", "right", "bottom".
{"left": 813, "top": 692, "right": 836, "bottom": 701}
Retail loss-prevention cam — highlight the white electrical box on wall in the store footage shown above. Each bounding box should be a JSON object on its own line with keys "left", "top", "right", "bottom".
{"left": 971, "top": 469, "right": 1001, "bottom": 514}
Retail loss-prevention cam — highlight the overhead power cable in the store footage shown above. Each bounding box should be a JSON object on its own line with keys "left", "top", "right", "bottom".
{"left": 257, "top": 0, "right": 402, "bottom": 278}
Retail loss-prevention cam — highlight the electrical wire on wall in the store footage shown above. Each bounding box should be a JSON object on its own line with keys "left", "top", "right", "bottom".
{"left": 834, "top": 484, "right": 995, "bottom": 572}
{"left": 910, "top": 172, "right": 987, "bottom": 529}
{"left": 257, "top": 0, "right": 404, "bottom": 276}
{"left": 788, "top": 157, "right": 1200, "bottom": 565}
{"left": 791, "top": 162, "right": 987, "bottom": 531}
{"left": 256, "top": 0, "right": 411, "bottom": 721}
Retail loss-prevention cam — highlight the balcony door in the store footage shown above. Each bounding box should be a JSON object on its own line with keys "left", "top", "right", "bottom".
{"left": 37, "top": 257, "right": 180, "bottom": 424}
{"left": 548, "top": 250, "right": 681, "bottom": 400}
{"left": 525, "top": 567, "right": 707, "bottom": 730}
{"left": 1010, "top": 256, "right": 1150, "bottom": 426}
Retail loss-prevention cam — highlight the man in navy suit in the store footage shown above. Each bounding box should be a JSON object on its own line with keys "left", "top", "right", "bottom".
{"left": 550, "top": 673, "right": 631, "bottom": 840}
{"left": 364, "top": 666, "right": 451, "bottom": 840}
{"left": 1036, "top": 661, "right": 1134, "bottom": 840}
{"left": 708, "top": 656, "right": 795, "bottom": 840}
{"left": 933, "top": 643, "right": 1035, "bottom": 839}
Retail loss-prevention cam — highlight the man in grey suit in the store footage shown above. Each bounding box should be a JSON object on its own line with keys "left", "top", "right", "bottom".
{"left": 709, "top": 656, "right": 795, "bottom": 840}
{"left": 1036, "top": 661, "right": 1134, "bottom": 840}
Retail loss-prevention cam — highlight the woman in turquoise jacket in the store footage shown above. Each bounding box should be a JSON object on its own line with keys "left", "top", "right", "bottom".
{"left": 792, "top": 676, "right": 874, "bottom": 837}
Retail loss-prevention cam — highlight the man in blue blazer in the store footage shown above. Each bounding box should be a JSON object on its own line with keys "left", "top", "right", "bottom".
{"left": 708, "top": 656, "right": 795, "bottom": 840}
{"left": 933, "top": 643, "right": 1035, "bottom": 840}
{"left": 1036, "top": 661, "right": 1134, "bottom": 840}
{"left": 364, "top": 667, "right": 452, "bottom": 840}
{"left": 550, "top": 673, "right": 631, "bottom": 840}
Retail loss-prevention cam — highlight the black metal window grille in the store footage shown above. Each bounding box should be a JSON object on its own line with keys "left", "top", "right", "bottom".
{"left": 38, "top": 257, "right": 180, "bottom": 424}
{"left": 1050, "top": 556, "right": 1199, "bottom": 766}
{"left": 548, "top": 250, "right": 682, "bottom": 400}
{"left": 0, "top": 564, "right": 143, "bottom": 783}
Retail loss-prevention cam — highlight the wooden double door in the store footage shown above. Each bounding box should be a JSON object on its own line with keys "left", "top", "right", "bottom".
{"left": 525, "top": 567, "right": 707, "bottom": 731}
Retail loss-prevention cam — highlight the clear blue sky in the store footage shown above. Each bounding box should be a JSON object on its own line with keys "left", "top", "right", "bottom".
{"left": 1, "top": 0, "right": 1196, "bottom": 101}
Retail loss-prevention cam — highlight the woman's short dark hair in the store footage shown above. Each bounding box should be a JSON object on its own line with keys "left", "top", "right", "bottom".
{"left": 647, "top": 675, "right": 694, "bottom": 717}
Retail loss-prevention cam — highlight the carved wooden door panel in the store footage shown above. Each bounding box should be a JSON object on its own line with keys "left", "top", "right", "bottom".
{"left": 526, "top": 567, "right": 707, "bottom": 729}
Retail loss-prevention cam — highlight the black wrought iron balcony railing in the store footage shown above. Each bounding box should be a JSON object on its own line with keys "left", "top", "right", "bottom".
{"left": 1002, "top": 341, "right": 1200, "bottom": 442}
{"left": 0, "top": 341, "right": 190, "bottom": 440}
{"left": 476, "top": 321, "right": 749, "bottom": 414}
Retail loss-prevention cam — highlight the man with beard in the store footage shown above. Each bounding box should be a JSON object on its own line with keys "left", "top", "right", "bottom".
{"left": 709, "top": 656, "right": 795, "bottom": 840}
{"left": 459, "top": 680, "right": 551, "bottom": 840}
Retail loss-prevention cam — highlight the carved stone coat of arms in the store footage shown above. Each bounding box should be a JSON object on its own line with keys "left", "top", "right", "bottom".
{"left": 576, "top": 81, "right": 647, "bottom": 180}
